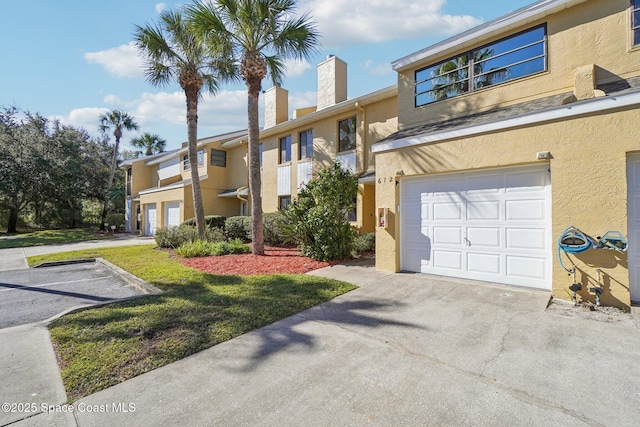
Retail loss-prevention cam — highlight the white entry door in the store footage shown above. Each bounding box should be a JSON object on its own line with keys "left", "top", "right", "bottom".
{"left": 146, "top": 204, "right": 157, "bottom": 237}
{"left": 165, "top": 202, "right": 181, "bottom": 227}
{"left": 400, "top": 165, "right": 552, "bottom": 290}
{"left": 627, "top": 155, "right": 640, "bottom": 302}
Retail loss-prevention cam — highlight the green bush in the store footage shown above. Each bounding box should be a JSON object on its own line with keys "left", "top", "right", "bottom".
{"left": 154, "top": 225, "right": 199, "bottom": 248}
{"left": 175, "top": 239, "right": 211, "bottom": 258}
{"left": 155, "top": 225, "right": 227, "bottom": 248}
{"left": 105, "top": 213, "right": 125, "bottom": 230}
{"left": 353, "top": 232, "right": 375, "bottom": 254}
{"left": 210, "top": 239, "right": 251, "bottom": 256}
{"left": 181, "top": 215, "right": 226, "bottom": 230}
{"left": 175, "top": 238, "right": 251, "bottom": 258}
{"left": 225, "top": 216, "right": 252, "bottom": 241}
{"left": 282, "top": 163, "right": 358, "bottom": 261}
{"left": 263, "top": 211, "right": 288, "bottom": 246}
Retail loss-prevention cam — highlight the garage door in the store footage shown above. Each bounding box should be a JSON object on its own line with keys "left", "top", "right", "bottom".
{"left": 165, "top": 202, "right": 181, "bottom": 227}
{"left": 627, "top": 155, "right": 640, "bottom": 303}
{"left": 146, "top": 204, "right": 157, "bottom": 237}
{"left": 400, "top": 165, "right": 551, "bottom": 290}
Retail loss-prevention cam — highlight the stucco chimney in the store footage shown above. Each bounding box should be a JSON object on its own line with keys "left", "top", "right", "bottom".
{"left": 317, "top": 55, "right": 347, "bottom": 110}
{"left": 264, "top": 85, "right": 288, "bottom": 128}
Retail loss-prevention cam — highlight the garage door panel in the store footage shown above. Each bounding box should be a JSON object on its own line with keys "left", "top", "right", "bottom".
{"left": 433, "top": 227, "right": 462, "bottom": 245}
{"left": 468, "top": 253, "right": 501, "bottom": 274}
{"left": 505, "top": 199, "right": 546, "bottom": 221}
{"left": 433, "top": 250, "right": 462, "bottom": 270}
{"left": 466, "top": 173, "right": 501, "bottom": 193}
{"left": 401, "top": 165, "right": 551, "bottom": 290}
{"left": 506, "top": 256, "right": 546, "bottom": 279}
{"left": 165, "top": 202, "right": 180, "bottom": 227}
{"left": 433, "top": 202, "right": 462, "bottom": 220}
{"left": 505, "top": 169, "right": 548, "bottom": 191}
{"left": 467, "top": 201, "right": 500, "bottom": 221}
{"left": 468, "top": 227, "right": 500, "bottom": 247}
{"left": 507, "top": 228, "right": 546, "bottom": 250}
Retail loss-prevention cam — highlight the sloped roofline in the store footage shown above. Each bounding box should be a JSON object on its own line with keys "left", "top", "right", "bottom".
{"left": 145, "top": 129, "right": 247, "bottom": 166}
{"left": 392, "top": 0, "right": 589, "bottom": 72}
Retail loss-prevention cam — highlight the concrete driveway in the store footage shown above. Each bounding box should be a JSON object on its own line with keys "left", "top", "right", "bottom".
{"left": 67, "top": 271, "right": 640, "bottom": 427}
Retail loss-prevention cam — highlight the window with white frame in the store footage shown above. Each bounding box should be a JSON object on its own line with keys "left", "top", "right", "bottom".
{"left": 279, "top": 135, "right": 292, "bottom": 164}
{"left": 633, "top": 1, "right": 640, "bottom": 45}
{"left": 338, "top": 117, "right": 356, "bottom": 152}
{"left": 183, "top": 149, "right": 204, "bottom": 169}
{"left": 415, "top": 25, "right": 547, "bottom": 106}
{"left": 299, "top": 129, "right": 313, "bottom": 160}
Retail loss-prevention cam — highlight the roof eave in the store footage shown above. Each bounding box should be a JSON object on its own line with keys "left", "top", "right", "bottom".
{"left": 392, "top": 0, "right": 589, "bottom": 72}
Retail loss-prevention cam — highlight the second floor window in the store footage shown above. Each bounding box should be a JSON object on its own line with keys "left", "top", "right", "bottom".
{"left": 279, "top": 135, "right": 291, "bottom": 164}
{"left": 338, "top": 117, "right": 356, "bottom": 152}
{"left": 415, "top": 25, "right": 547, "bottom": 106}
{"left": 633, "top": 0, "right": 640, "bottom": 45}
{"left": 183, "top": 149, "right": 204, "bottom": 170}
{"left": 299, "top": 129, "right": 313, "bottom": 160}
{"left": 210, "top": 149, "right": 226, "bottom": 167}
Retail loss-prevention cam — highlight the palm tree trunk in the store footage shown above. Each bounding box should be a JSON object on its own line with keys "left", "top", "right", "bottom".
{"left": 101, "top": 137, "right": 120, "bottom": 230}
{"left": 186, "top": 91, "right": 206, "bottom": 240}
{"left": 247, "top": 79, "right": 264, "bottom": 255}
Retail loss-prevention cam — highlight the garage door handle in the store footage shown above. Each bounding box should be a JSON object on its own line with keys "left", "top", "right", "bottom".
{"left": 464, "top": 237, "right": 470, "bottom": 246}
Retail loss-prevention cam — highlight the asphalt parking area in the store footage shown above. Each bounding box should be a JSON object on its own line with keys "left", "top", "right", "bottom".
{"left": 0, "top": 261, "right": 149, "bottom": 329}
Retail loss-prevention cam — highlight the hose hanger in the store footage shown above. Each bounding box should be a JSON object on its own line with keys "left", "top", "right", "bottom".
{"left": 557, "top": 226, "right": 593, "bottom": 273}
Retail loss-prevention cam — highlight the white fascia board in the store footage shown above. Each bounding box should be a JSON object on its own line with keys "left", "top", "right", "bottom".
{"left": 139, "top": 174, "right": 209, "bottom": 195}
{"left": 392, "top": 0, "right": 588, "bottom": 72}
{"left": 372, "top": 91, "right": 640, "bottom": 153}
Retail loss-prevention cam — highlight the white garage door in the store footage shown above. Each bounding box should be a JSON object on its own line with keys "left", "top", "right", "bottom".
{"left": 146, "top": 204, "right": 157, "bottom": 237}
{"left": 400, "top": 165, "right": 552, "bottom": 290}
{"left": 165, "top": 202, "right": 181, "bottom": 228}
{"left": 626, "top": 155, "right": 640, "bottom": 303}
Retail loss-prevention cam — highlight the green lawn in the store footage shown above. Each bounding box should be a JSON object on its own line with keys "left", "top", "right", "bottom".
{"left": 0, "top": 228, "right": 113, "bottom": 249}
{"left": 28, "top": 245, "right": 356, "bottom": 401}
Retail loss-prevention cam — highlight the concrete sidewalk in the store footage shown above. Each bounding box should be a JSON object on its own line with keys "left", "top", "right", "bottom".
{"left": 0, "top": 235, "right": 155, "bottom": 272}
{"left": 4, "top": 263, "right": 638, "bottom": 426}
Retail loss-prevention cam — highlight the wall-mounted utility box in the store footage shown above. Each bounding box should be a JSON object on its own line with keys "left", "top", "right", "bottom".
{"left": 377, "top": 207, "right": 388, "bottom": 229}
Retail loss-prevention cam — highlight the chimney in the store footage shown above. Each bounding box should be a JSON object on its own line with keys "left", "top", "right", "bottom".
{"left": 317, "top": 55, "right": 347, "bottom": 110}
{"left": 264, "top": 85, "right": 288, "bottom": 128}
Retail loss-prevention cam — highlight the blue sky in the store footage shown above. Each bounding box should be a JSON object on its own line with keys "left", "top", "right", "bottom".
{"left": 0, "top": 0, "right": 534, "bottom": 152}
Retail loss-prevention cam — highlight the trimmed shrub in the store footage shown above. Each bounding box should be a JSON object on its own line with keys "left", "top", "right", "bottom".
{"left": 225, "top": 216, "right": 252, "bottom": 241}
{"left": 210, "top": 239, "right": 251, "bottom": 256}
{"left": 154, "top": 225, "right": 199, "bottom": 248}
{"left": 175, "top": 239, "right": 211, "bottom": 258}
{"left": 181, "top": 215, "right": 226, "bottom": 230}
{"left": 206, "top": 227, "right": 226, "bottom": 243}
{"left": 353, "top": 232, "right": 375, "bottom": 254}
{"left": 263, "top": 211, "right": 287, "bottom": 246}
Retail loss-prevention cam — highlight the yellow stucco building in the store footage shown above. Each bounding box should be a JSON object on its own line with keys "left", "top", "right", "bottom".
{"left": 372, "top": 0, "right": 640, "bottom": 308}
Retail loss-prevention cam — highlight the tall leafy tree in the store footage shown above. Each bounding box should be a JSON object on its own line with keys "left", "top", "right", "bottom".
{"left": 134, "top": 8, "right": 234, "bottom": 239}
{"left": 187, "top": 0, "right": 320, "bottom": 255}
{"left": 130, "top": 132, "right": 167, "bottom": 156}
{"left": 99, "top": 110, "right": 138, "bottom": 230}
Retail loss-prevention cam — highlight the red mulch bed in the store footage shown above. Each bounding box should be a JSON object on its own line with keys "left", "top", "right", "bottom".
{"left": 181, "top": 246, "right": 343, "bottom": 275}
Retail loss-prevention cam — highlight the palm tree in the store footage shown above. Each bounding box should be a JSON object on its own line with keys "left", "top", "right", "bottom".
{"left": 99, "top": 110, "right": 138, "bottom": 230}
{"left": 134, "top": 8, "right": 235, "bottom": 239}
{"left": 187, "top": 0, "right": 319, "bottom": 255}
{"left": 130, "top": 132, "right": 167, "bottom": 156}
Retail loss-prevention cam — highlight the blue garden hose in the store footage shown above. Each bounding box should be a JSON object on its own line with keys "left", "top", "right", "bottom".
{"left": 557, "top": 226, "right": 593, "bottom": 273}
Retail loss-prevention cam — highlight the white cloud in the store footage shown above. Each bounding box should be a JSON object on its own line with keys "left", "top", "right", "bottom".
{"left": 298, "top": 0, "right": 481, "bottom": 48}
{"left": 364, "top": 60, "right": 393, "bottom": 76}
{"left": 84, "top": 42, "right": 144, "bottom": 78}
{"left": 283, "top": 58, "right": 313, "bottom": 78}
{"left": 155, "top": 3, "right": 167, "bottom": 14}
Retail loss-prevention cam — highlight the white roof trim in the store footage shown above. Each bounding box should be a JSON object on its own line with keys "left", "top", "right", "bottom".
{"left": 146, "top": 130, "right": 247, "bottom": 165}
{"left": 139, "top": 175, "right": 208, "bottom": 195}
{"left": 372, "top": 91, "right": 640, "bottom": 154}
{"left": 392, "top": 0, "right": 588, "bottom": 71}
